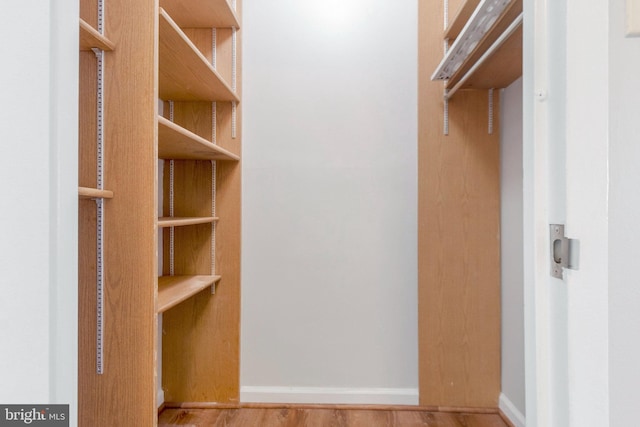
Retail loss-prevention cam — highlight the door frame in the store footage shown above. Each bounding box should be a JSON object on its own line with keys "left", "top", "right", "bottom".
{"left": 524, "top": 0, "right": 611, "bottom": 425}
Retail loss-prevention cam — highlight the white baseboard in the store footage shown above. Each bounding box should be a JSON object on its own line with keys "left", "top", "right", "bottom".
{"left": 499, "top": 393, "right": 525, "bottom": 427}
{"left": 241, "top": 386, "right": 419, "bottom": 406}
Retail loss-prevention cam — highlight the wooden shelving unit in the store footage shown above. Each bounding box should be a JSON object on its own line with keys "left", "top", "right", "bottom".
{"left": 78, "top": 0, "right": 242, "bottom": 424}
{"left": 159, "top": 9, "right": 238, "bottom": 102}
{"left": 158, "top": 275, "right": 222, "bottom": 313}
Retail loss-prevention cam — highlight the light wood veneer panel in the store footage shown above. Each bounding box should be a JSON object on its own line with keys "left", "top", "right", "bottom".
{"left": 419, "top": 0, "right": 501, "bottom": 408}
{"left": 78, "top": 0, "right": 157, "bottom": 425}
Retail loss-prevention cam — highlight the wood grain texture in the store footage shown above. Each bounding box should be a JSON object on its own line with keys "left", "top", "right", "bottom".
{"left": 158, "top": 407, "right": 510, "bottom": 427}
{"left": 158, "top": 275, "right": 221, "bottom": 313}
{"left": 160, "top": 0, "right": 240, "bottom": 28}
{"left": 161, "top": 2, "right": 241, "bottom": 404}
{"left": 159, "top": 9, "right": 238, "bottom": 102}
{"left": 78, "top": 0, "right": 158, "bottom": 425}
{"left": 419, "top": 0, "right": 501, "bottom": 408}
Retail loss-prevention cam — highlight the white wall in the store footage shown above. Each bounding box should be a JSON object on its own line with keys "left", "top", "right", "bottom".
{"left": 0, "top": 0, "right": 78, "bottom": 423}
{"left": 500, "top": 78, "right": 525, "bottom": 424}
{"left": 608, "top": 0, "right": 640, "bottom": 425}
{"left": 241, "top": 0, "right": 418, "bottom": 404}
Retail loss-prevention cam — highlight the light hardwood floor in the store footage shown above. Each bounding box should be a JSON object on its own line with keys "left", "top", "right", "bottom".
{"left": 158, "top": 407, "right": 512, "bottom": 426}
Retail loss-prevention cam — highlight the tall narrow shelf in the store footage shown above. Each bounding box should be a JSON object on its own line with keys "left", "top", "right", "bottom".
{"left": 158, "top": 0, "right": 243, "bottom": 411}
{"left": 158, "top": 275, "right": 222, "bottom": 313}
{"left": 418, "top": 0, "right": 520, "bottom": 409}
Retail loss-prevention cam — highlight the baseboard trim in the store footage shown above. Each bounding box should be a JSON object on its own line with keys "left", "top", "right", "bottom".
{"left": 240, "top": 386, "right": 419, "bottom": 406}
{"left": 498, "top": 393, "right": 525, "bottom": 427}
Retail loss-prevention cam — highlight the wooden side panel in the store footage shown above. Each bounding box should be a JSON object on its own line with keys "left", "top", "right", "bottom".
{"left": 418, "top": 0, "right": 501, "bottom": 408}
{"left": 78, "top": 0, "right": 158, "bottom": 425}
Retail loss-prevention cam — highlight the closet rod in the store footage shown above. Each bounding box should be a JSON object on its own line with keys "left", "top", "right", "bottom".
{"left": 445, "top": 12, "right": 523, "bottom": 100}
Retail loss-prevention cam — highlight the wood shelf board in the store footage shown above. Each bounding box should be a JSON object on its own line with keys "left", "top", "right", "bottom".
{"left": 159, "top": 9, "right": 239, "bottom": 102}
{"left": 79, "top": 19, "right": 114, "bottom": 51}
{"left": 158, "top": 116, "right": 240, "bottom": 161}
{"left": 445, "top": 0, "right": 481, "bottom": 41}
{"left": 459, "top": 25, "right": 522, "bottom": 90}
{"left": 158, "top": 217, "right": 219, "bottom": 228}
{"left": 78, "top": 186, "right": 114, "bottom": 199}
{"left": 158, "top": 275, "right": 222, "bottom": 313}
{"left": 160, "top": 0, "right": 240, "bottom": 29}
{"left": 445, "top": 0, "right": 523, "bottom": 90}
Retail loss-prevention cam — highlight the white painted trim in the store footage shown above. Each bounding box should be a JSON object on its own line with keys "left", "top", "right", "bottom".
{"left": 50, "top": 0, "right": 79, "bottom": 423}
{"left": 158, "top": 388, "right": 165, "bottom": 408}
{"left": 240, "top": 386, "right": 419, "bottom": 406}
{"left": 499, "top": 393, "right": 526, "bottom": 427}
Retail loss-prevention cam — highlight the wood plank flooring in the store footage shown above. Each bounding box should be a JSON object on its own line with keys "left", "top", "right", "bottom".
{"left": 159, "top": 407, "right": 512, "bottom": 426}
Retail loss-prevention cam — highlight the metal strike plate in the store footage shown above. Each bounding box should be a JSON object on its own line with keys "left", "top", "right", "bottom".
{"left": 550, "top": 224, "right": 579, "bottom": 279}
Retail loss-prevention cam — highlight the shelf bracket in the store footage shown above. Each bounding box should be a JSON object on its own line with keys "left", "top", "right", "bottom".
{"left": 169, "top": 101, "right": 175, "bottom": 277}
{"left": 211, "top": 160, "right": 217, "bottom": 294}
{"left": 231, "top": 27, "right": 237, "bottom": 139}
{"left": 488, "top": 88, "right": 495, "bottom": 135}
{"left": 91, "top": 46, "right": 106, "bottom": 375}
{"left": 211, "top": 28, "right": 217, "bottom": 70}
